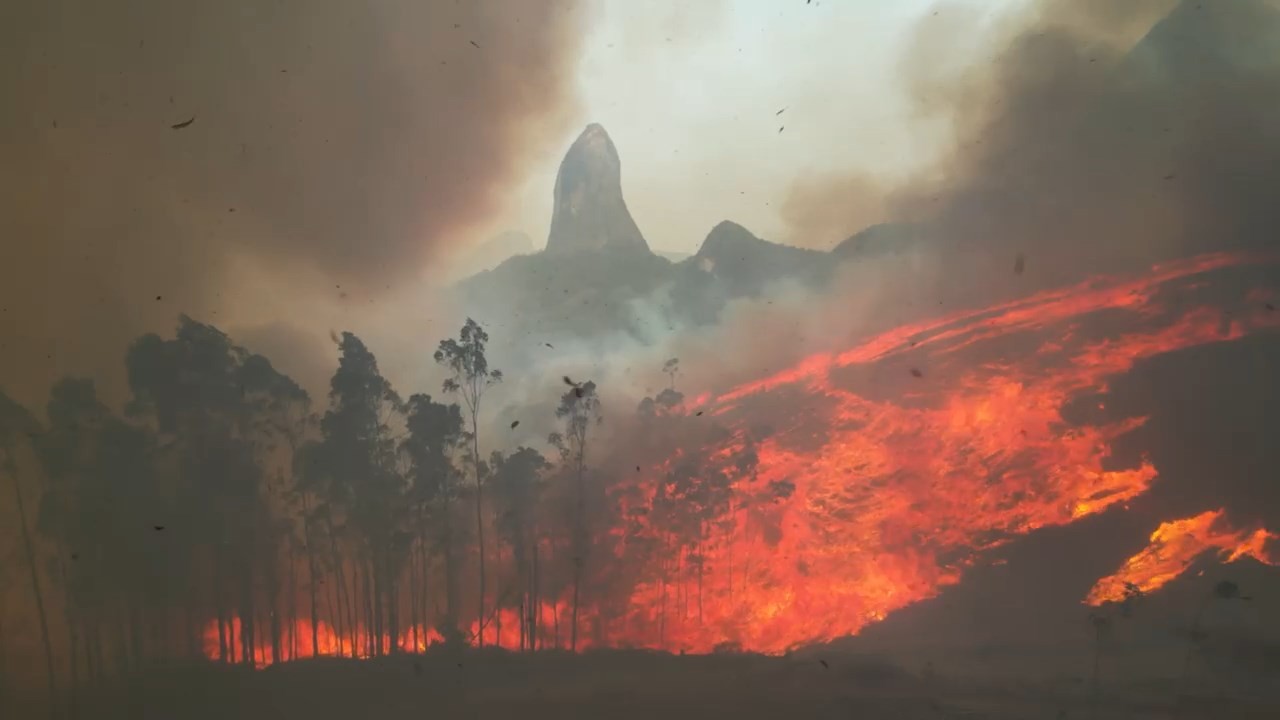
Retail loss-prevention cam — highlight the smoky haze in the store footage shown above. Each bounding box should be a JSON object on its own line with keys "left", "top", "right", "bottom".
{"left": 3, "top": 1, "right": 1280, "bottom": 718}
{"left": 456, "top": 0, "right": 1280, "bottom": 498}
{"left": 0, "top": 0, "right": 586, "bottom": 407}
{"left": 609, "top": 0, "right": 1280, "bottom": 442}
{"left": 896, "top": 0, "right": 1280, "bottom": 290}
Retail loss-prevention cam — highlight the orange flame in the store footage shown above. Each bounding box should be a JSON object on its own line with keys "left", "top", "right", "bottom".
{"left": 200, "top": 600, "right": 590, "bottom": 667}
{"left": 603, "top": 252, "right": 1279, "bottom": 653}
{"left": 200, "top": 617, "right": 448, "bottom": 667}
{"left": 198, "top": 252, "right": 1280, "bottom": 663}
{"left": 1084, "top": 510, "right": 1279, "bottom": 605}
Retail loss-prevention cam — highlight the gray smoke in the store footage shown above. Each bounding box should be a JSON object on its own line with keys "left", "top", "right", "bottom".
{"left": 0, "top": 0, "right": 587, "bottom": 407}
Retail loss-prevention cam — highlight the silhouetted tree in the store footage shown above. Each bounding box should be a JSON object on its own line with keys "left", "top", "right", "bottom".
{"left": 238, "top": 355, "right": 311, "bottom": 663}
{"left": 309, "top": 333, "right": 404, "bottom": 655}
{"left": 38, "top": 377, "right": 161, "bottom": 695}
{"left": 549, "top": 379, "right": 601, "bottom": 651}
{"left": 401, "top": 393, "right": 465, "bottom": 644}
{"left": 125, "top": 317, "right": 278, "bottom": 664}
{"left": 0, "top": 391, "right": 56, "bottom": 717}
{"left": 662, "top": 358, "right": 680, "bottom": 391}
{"left": 490, "top": 446, "right": 550, "bottom": 651}
{"left": 434, "top": 318, "right": 502, "bottom": 646}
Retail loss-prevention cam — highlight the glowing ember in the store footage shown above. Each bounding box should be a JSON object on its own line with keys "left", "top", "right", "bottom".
{"left": 1084, "top": 510, "right": 1280, "bottom": 605}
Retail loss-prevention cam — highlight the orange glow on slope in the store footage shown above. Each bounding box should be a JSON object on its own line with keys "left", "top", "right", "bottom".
{"left": 601, "top": 252, "right": 1280, "bottom": 654}
{"left": 198, "top": 253, "right": 1280, "bottom": 664}
{"left": 1084, "top": 510, "right": 1280, "bottom": 605}
{"left": 718, "top": 252, "right": 1252, "bottom": 405}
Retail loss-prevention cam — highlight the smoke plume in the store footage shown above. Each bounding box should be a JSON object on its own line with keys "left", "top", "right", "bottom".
{"left": 782, "top": 0, "right": 1280, "bottom": 298}
{"left": 0, "top": 0, "right": 586, "bottom": 407}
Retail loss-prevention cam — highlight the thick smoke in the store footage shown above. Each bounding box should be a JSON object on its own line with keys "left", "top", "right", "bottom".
{"left": 786, "top": 0, "right": 1280, "bottom": 292}
{"left": 0, "top": 0, "right": 586, "bottom": 407}
{"left": 682, "top": 0, "right": 1280, "bottom": 398}
{"left": 886, "top": 0, "right": 1280, "bottom": 525}
{"left": 919, "top": 0, "right": 1280, "bottom": 277}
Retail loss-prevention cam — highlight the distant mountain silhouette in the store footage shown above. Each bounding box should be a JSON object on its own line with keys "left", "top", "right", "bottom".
{"left": 831, "top": 223, "right": 928, "bottom": 260}
{"left": 652, "top": 249, "right": 692, "bottom": 263}
{"left": 693, "top": 221, "right": 830, "bottom": 296}
{"left": 451, "top": 230, "right": 535, "bottom": 279}
{"left": 456, "top": 124, "right": 922, "bottom": 348}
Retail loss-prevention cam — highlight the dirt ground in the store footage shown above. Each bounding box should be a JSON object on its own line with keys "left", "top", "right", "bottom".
{"left": 27, "top": 648, "right": 1277, "bottom": 720}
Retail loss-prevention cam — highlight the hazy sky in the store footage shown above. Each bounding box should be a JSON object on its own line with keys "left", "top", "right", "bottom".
{"left": 483, "top": 0, "right": 1026, "bottom": 257}
{"left": 0, "top": 0, "right": 1191, "bottom": 408}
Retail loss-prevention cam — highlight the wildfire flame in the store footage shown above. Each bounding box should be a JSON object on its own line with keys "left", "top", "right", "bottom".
{"left": 1084, "top": 510, "right": 1280, "bottom": 605}
{"left": 202, "top": 252, "right": 1280, "bottom": 664}
{"left": 604, "top": 252, "right": 1279, "bottom": 654}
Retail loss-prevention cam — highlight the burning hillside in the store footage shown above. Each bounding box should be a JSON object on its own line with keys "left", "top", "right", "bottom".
{"left": 194, "top": 251, "right": 1279, "bottom": 664}
{"left": 1085, "top": 509, "right": 1278, "bottom": 605}
{"left": 597, "top": 251, "right": 1280, "bottom": 654}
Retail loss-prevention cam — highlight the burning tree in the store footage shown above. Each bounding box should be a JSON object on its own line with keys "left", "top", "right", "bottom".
{"left": 400, "top": 393, "right": 465, "bottom": 645}
{"left": 434, "top": 318, "right": 502, "bottom": 647}
{"left": 304, "top": 332, "right": 405, "bottom": 656}
{"left": 549, "top": 378, "right": 602, "bottom": 651}
{"left": 490, "top": 446, "right": 551, "bottom": 651}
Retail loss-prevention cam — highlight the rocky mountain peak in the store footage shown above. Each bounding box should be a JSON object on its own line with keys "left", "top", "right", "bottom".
{"left": 545, "top": 124, "right": 650, "bottom": 255}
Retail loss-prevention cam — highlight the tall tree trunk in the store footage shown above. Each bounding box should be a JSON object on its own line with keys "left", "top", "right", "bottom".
{"left": 408, "top": 542, "right": 420, "bottom": 652}
{"left": 493, "top": 543, "right": 502, "bottom": 648}
{"left": 322, "top": 509, "right": 353, "bottom": 657}
{"left": 416, "top": 510, "right": 430, "bottom": 649}
{"left": 267, "top": 544, "right": 282, "bottom": 665}
{"left": 389, "top": 553, "right": 400, "bottom": 654}
{"left": 329, "top": 558, "right": 344, "bottom": 657}
{"left": 215, "top": 550, "right": 229, "bottom": 663}
{"left": 287, "top": 536, "right": 298, "bottom": 661}
{"left": 570, "top": 456, "right": 586, "bottom": 652}
{"left": 355, "top": 560, "right": 366, "bottom": 656}
{"left": 368, "top": 555, "right": 380, "bottom": 656}
{"left": 697, "top": 535, "right": 704, "bottom": 625}
{"left": 364, "top": 558, "right": 374, "bottom": 656}
{"left": 527, "top": 538, "right": 537, "bottom": 650}
{"left": 238, "top": 553, "right": 254, "bottom": 666}
{"left": 301, "top": 496, "right": 320, "bottom": 657}
{"left": 659, "top": 550, "right": 668, "bottom": 650}
{"left": 471, "top": 415, "right": 485, "bottom": 648}
{"left": 344, "top": 552, "right": 357, "bottom": 658}
{"left": 442, "top": 495, "right": 458, "bottom": 641}
{"left": 7, "top": 455, "right": 58, "bottom": 718}
{"left": 53, "top": 548, "right": 80, "bottom": 718}
{"left": 323, "top": 573, "right": 338, "bottom": 656}
{"left": 369, "top": 557, "right": 378, "bottom": 656}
